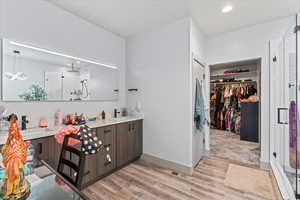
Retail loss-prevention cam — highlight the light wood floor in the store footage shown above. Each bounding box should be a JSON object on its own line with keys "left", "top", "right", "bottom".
{"left": 84, "top": 156, "right": 281, "bottom": 200}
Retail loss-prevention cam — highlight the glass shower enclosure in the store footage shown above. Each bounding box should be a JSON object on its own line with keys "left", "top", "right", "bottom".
{"left": 270, "top": 13, "right": 300, "bottom": 199}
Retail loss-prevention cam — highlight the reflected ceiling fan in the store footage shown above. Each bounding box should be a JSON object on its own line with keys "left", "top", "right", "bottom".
{"left": 4, "top": 50, "right": 28, "bottom": 81}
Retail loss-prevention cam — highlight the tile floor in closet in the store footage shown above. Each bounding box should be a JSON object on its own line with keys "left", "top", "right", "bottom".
{"left": 209, "top": 129, "right": 260, "bottom": 166}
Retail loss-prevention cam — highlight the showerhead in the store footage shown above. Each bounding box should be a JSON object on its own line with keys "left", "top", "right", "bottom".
{"left": 67, "top": 63, "right": 80, "bottom": 73}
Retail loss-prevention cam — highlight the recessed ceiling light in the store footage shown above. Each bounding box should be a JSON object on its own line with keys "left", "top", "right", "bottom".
{"left": 222, "top": 5, "right": 233, "bottom": 13}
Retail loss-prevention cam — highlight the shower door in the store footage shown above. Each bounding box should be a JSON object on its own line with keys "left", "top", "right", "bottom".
{"left": 270, "top": 14, "right": 299, "bottom": 199}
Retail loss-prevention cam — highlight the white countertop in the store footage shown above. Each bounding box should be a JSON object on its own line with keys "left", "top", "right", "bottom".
{"left": 0, "top": 115, "right": 143, "bottom": 145}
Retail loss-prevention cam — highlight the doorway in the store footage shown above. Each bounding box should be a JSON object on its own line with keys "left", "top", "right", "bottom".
{"left": 208, "top": 58, "right": 262, "bottom": 166}
{"left": 192, "top": 57, "right": 209, "bottom": 167}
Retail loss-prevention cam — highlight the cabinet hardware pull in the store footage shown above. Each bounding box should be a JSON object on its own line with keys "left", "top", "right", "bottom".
{"left": 132, "top": 123, "right": 135, "bottom": 131}
{"left": 129, "top": 123, "right": 131, "bottom": 131}
{"left": 39, "top": 143, "right": 42, "bottom": 154}
{"left": 104, "top": 129, "right": 111, "bottom": 134}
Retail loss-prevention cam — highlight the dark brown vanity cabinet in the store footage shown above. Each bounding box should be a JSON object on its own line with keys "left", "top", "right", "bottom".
{"left": 116, "top": 120, "right": 143, "bottom": 168}
{"left": 27, "top": 119, "right": 142, "bottom": 188}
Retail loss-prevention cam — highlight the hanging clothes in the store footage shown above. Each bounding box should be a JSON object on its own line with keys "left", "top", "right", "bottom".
{"left": 194, "top": 78, "right": 206, "bottom": 132}
{"left": 210, "top": 82, "right": 258, "bottom": 134}
{"left": 289, "top": 101, "right": 300, "bottom": 168}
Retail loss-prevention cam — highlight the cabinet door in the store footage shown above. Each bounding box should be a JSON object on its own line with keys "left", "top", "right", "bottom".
{"left": 47, "top": 137, "right": 56, "bottom": 169}
{"left": 82, "top": 154, "right": 97, "bottom": 186}
{"left": 96, "top": 126, "right": 116, "bottom": 177}
{"left": 31, "top": 137, "right": 51, "bottom": 165}
{"left": 116, "top": 123, "right": 130, "bottom": 167}
{"left": 134, "top": 120, "right": 143, "bottom": 158}
{"left": 127, "top": 122, "right": 136, "bottom": 162}
{"left": 80, "top": 128, "right": 97, "bottom": 186}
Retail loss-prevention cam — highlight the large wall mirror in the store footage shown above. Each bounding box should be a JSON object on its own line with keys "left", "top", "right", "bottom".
{"left": 1, "top": 39, "right": 119, "bottom": 102}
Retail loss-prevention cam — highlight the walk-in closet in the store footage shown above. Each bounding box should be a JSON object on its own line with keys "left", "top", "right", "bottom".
{"left": 209, "top": 58, "right": 261, "bottom": 165}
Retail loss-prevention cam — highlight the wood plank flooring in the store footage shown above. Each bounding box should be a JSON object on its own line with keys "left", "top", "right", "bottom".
{"left": 84, "top": 156, "right": 281, "bottom": 200}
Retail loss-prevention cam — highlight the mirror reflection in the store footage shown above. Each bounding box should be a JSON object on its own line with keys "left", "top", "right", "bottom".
{"left": 2, "top": 39, "right": 119, "bottom": 101}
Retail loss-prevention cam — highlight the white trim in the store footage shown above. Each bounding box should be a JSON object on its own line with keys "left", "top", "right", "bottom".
{"left": 271, "top": 159, "right": 296, "bottom": 200}
{"left": 141, "top": 154, "right": 193, "bottom": 175}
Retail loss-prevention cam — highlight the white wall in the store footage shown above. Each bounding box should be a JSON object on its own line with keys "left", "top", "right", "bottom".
{"left": 126, "top": 18, "right": 192, "bottom": 167}
{"left": 0, "top": 0, "right": 125, "bottom": 126}
{"left": 190, "top": 20, "right": 209, "bottom": 167}
{"left": 206, "top": 16, "right": 295, "bottom": 164}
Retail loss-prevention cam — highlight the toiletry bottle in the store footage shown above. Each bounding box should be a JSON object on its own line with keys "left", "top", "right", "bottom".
{"left": 101, "top": 111, "right": 106, "bottom": 120}
{"left": 21, "top": 115, "right": 29, "bottom": 130}
{"left": 55, "top": 109, "right": 62, "bottom": 126}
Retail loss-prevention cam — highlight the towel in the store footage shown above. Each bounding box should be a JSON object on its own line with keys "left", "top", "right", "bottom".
{"left": 54, "top": 125, "right": 80, "bottom": 146}
{"left": 77, "top": 125, "right": 102, "bottom": 155}
{"left": 194, "top": 78, "right": 205, "bottom": 132}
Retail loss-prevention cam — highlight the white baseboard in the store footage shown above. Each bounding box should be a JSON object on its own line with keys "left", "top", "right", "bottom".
{"left": 271, "top": 160, "right": 296, "bottom": 200}
{"left": 140, "top": 154, "right": 193, "bottom": 175}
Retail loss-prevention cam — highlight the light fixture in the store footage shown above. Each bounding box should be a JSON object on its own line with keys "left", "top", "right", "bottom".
{"left": 222, "top": 5, "right": 233, "bottom": 13}
{"left": 9, "top": 41, "right": 118, "bottom": 70}
{"left": 4, "top": 50, "right": 28, "bottom": 81}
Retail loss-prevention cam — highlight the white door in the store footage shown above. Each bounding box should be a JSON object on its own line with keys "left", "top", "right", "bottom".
{"left": 192, "top": 58, "right": 208, "bottom": 167}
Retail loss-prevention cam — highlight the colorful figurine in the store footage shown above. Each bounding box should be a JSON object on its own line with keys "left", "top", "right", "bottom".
{"left": 1, "top": 114, "right": 30, "bottom": 199}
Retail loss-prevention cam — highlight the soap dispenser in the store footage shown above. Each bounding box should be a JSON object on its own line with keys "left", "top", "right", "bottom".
{"left": 21, "top": 115, "right": 29, "bottom": 130}
{"left": 101, "top": 111, "right": 106, "bottom": 120}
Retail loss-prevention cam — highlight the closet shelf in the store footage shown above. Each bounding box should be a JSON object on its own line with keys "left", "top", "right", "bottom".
{"left": 210, "top": 71, "right": 257, "bottom": 80}
{"left": 210, "top": 81, "right": 257, "bottom": 85}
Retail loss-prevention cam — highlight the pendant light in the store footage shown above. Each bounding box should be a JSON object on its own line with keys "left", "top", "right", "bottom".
{"left": 4, "top": 50, "right": 28, "bottom": 81}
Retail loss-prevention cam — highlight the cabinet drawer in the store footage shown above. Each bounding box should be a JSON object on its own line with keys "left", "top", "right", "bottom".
{"left": 31, "top": 137, "right": 51, "bottom": 166}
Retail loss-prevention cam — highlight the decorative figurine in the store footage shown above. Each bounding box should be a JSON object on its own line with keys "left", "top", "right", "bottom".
{"left": 0, "top": 114, "right": 30, "bottom": 199}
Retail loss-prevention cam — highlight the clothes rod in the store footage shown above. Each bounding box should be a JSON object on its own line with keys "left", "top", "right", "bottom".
{"left": 210, "top": 81, "right": 257, "bottom": 85}
{"left": 193, "top": 58, "right": 205, "bottom": 68}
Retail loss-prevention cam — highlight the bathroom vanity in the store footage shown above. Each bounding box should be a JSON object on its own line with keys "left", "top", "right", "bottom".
{"left": 0, "top": 37, "right": 143, "bottom": 188}
{"left": 0, "top": 117, "right": 143, "bottom": 188}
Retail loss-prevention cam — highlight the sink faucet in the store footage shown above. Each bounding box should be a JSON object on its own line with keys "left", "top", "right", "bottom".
{"left": 21, "top": 115, "right": 29, "bottom": 130}
{"left": 114, "top": 109, "right": 120, "bottom": 118}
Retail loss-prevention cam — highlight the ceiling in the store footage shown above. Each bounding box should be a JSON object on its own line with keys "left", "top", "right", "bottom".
{"left": 45, "top": 0, "right": 300, "bottom": 37}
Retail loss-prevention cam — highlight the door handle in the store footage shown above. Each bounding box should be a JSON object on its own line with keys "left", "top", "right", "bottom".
{"left": 277, "top": 108, "right": 288, "bottom": 125}
{"left": 39, "top": 143, "right": 43, "bottom": 154}
{"left": 104, "top": 129, "right": 111, "bottom": 134}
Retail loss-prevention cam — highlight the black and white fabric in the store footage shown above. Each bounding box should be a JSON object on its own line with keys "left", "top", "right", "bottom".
{"left": 76, "top": 125, "right": 102, "bottom": 155}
